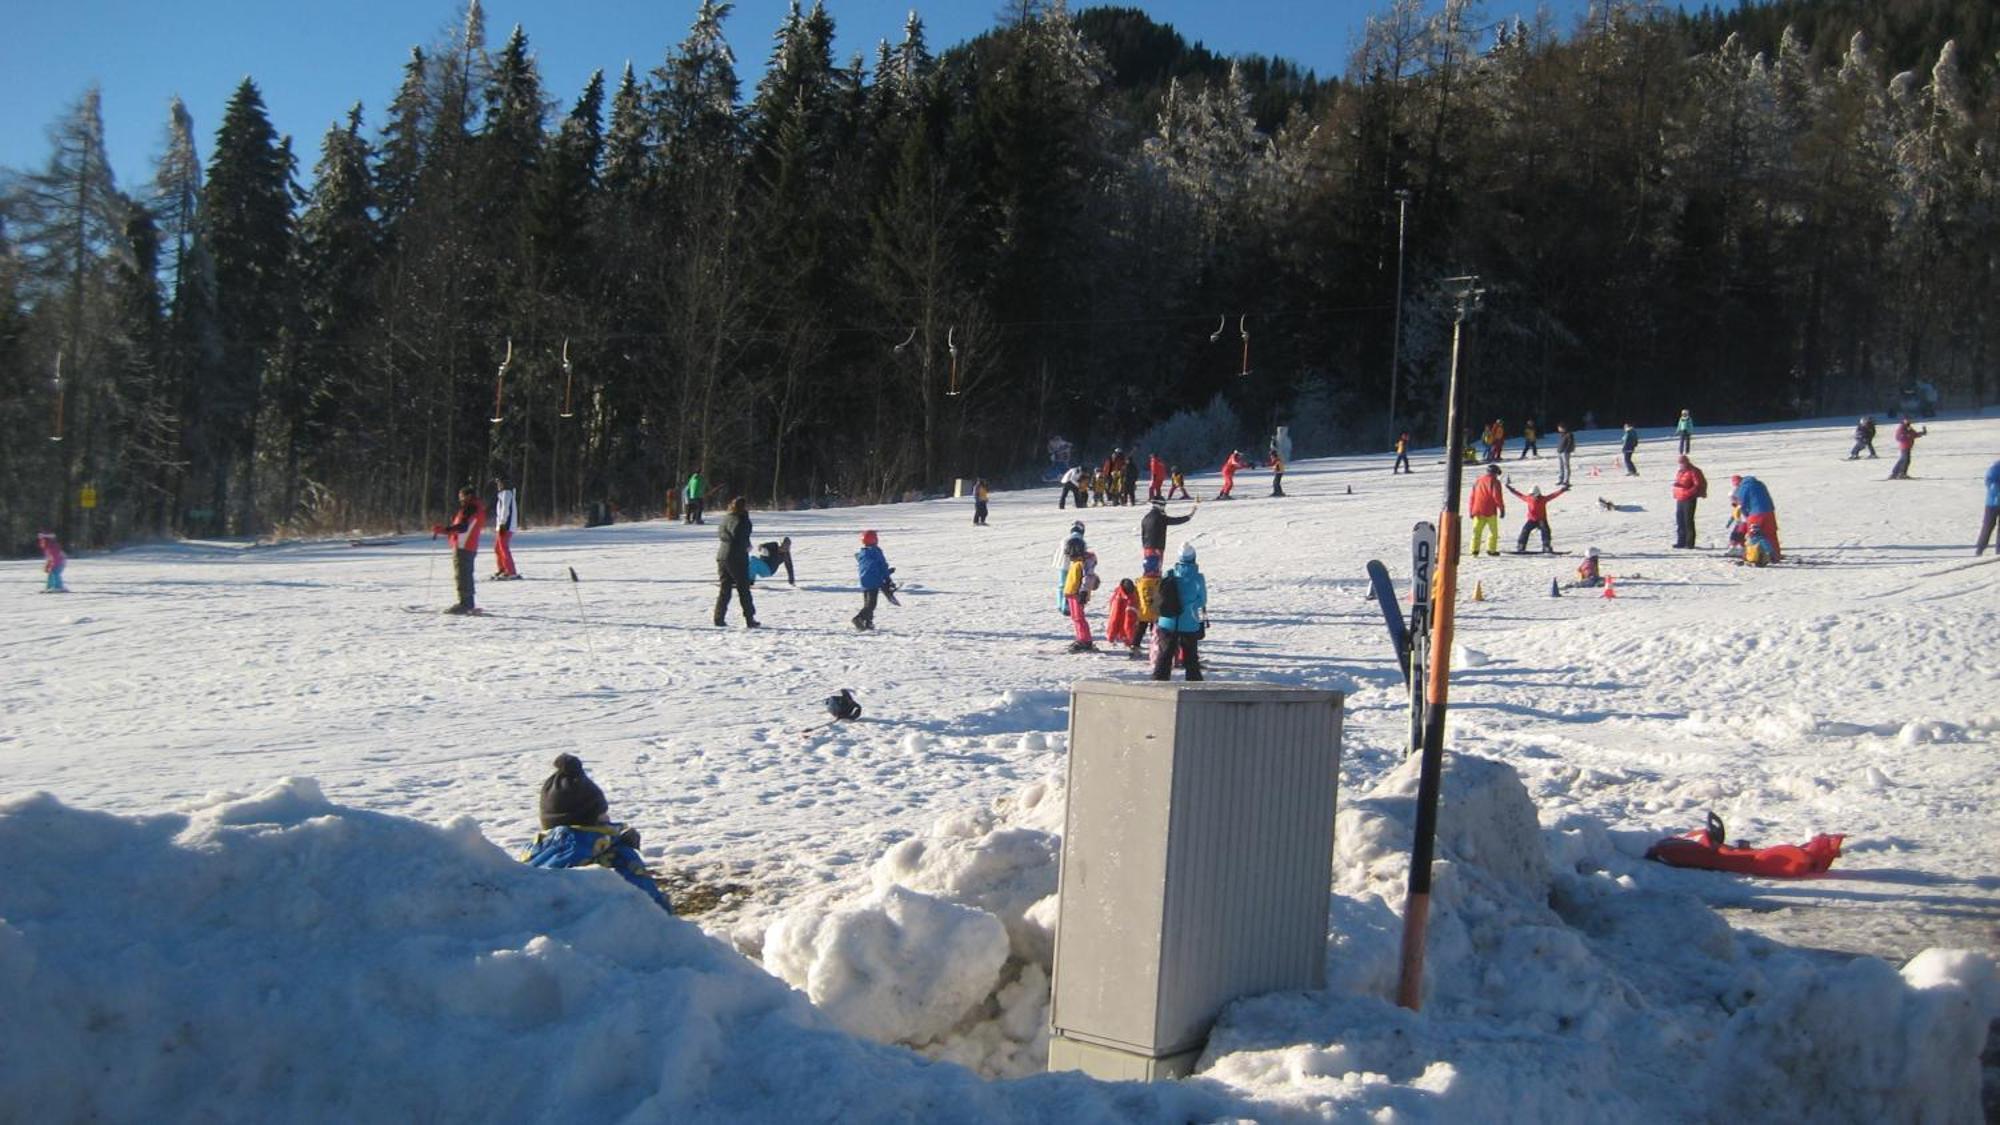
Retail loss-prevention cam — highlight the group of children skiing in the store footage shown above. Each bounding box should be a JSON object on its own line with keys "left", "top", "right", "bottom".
{"left": 1053, "top": 501, "right": 1208, "bottom": 679}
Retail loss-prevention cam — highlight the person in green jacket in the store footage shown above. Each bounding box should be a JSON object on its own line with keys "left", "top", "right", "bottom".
{"left": 684, "top": 470, "right": 706, "bottom": 524}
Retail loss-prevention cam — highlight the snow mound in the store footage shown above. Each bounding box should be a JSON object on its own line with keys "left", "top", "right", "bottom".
{"left": 0, "top": 781, "right": 1233, "bottom": 1122}
{"left": 762, "top": 777, "right": 1066, "bottom": 1078}
{"left": 763, "top": 884, "right": 1010, "bottom": 1044}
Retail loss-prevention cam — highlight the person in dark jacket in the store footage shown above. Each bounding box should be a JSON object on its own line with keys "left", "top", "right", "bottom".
{"left": 1140, "top": 496, "right": 1195, "bottom": 574}
{"left": 1848, "top": 417, "right": 1878, "bottom": 460}
{"left": 1620, "top": 424, "right": 1640, "bottom": 476}
{"left": 713, "top": 496, "right": 758, "bottom": 627}
{"left": 1556, "top": 424, "right": 1577, "bottom": 486}
{"left": 522, "top": 753, "right": 672, "bottom": 912}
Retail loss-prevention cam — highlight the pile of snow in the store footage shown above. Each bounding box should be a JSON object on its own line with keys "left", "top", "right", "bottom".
{"left": 0, "top": 780, "right": 1238, "bottom": 1121}
{"left": 748, "top": 753, "right": 1996, "bottom": 1119}
{"left": 764, "top": 777, "right": 1066, "bottom": 1077}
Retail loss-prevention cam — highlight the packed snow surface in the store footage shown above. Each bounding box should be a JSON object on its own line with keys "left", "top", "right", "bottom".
{"left": 4, "top": 417, "right": 1997, "bottom": 1121}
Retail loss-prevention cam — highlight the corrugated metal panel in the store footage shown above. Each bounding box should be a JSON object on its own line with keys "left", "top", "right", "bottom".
{"left": 1048, "top": 682, "right": 1180, "bottom": 1051}
{"left": 1050, "top": 682, "right": 1341, "bottom": 1062}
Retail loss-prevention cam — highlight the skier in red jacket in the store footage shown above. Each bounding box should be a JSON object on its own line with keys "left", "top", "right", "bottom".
{"left": 1467, "top": 464, "right": 1506, "bottom": 556}
{"left": 1217, "top": 450, "right": 1252, "bottom": 499}
{"left": 432, "top": 486, "right": 487, "bottom": 614}
{"left": 1888, "top": 418, "right": 1928, "bottom": 480}
{"left": 1671, "top": 455, "right": 1708, "bottom": 549}
{"left": 1147, "top": 454, "right": 1166, "bottom": 501}
{"left": 1504, "top": 480, "right": 1568, "bottom": 553}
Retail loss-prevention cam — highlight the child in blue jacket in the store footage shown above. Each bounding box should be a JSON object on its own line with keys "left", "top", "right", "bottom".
{"left": 854, "top": 530, "right": 893, "bottom": 631}
{"left": 522, "top": 753, "right": 673, "bottom": 912}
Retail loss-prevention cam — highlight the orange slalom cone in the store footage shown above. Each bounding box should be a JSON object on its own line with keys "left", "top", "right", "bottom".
{"left": 1602, "top": 574, "right": 1617, "bottom": 599}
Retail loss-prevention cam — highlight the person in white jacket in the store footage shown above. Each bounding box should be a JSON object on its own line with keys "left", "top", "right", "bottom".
{"left": 1059, "top": 465, "right": 1086, "bottom": 510}
{"left": 492, "top": 476, "right": 521, "bottom": 579}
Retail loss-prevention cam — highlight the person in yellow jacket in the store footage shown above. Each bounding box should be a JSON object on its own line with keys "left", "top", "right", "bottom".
{"left": 1131, "top": 554, "right": 1164, "bottom": 659}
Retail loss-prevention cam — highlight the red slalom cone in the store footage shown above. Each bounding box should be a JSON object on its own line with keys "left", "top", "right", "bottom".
{"left": 1602, "top": 574, "right": 1617, "bottom": 599}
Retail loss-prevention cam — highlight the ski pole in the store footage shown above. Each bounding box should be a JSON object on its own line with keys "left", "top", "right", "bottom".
{"left": 1396, "top": 276, "right": 1483, "bottom": 1013}
{"left": 425, "top": 532, "right": 444, "bottom": 607}
{"left": 568, "top": 567, "right": 600, "bottom": 669}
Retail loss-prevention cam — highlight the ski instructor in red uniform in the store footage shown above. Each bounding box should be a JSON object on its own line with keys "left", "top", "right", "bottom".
{"left": 433, "top": 485, "right": 487, "bottom": 615}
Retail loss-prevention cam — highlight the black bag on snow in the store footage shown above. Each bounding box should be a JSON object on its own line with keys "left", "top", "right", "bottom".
{"left": 825, "top": 689, "right": 862, "bottom": 721}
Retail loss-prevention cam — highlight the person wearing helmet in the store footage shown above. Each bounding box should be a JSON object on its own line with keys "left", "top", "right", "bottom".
{"left": 1505, "top": 478, "right": 1570, "bottom": 553}
{"left": 1575, "top": 546, "right": 1603, "bottom": 588}
{"left": 1467, "top": 465, "right": 1506, "bottom": 556}
{"left": 1060, "top": 525, "right": 1099, "bottom": 652}
{"left": 1218, "top": 450, "right": 1251, "bottom": 499}
{"left": 1150, "top": 542, "right": 1207, "bottom": 680}
{"left": 854, "top": 530, "right": 893, "bottom": 631}
{"left": 1848, "top": 417, "right": 1877, "bottom": 460}
{"left": 1140, "top": 495, "right": 1195, "bottom": 574}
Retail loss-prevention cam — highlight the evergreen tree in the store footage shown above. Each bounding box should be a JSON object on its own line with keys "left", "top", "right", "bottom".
{"left": 8, "top": 87, "right": 132, "bottom": 544}
{"left": 198, "top": 78, "right": 296, "bottom": 533}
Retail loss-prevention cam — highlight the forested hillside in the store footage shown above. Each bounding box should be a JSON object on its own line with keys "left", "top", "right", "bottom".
{"left": 2, "top": 0, "right": 1992, "bottom": 547}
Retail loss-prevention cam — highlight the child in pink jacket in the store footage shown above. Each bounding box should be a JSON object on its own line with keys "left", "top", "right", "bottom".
{"left": 38, "top": 531, "right": 66, "bottom": 592}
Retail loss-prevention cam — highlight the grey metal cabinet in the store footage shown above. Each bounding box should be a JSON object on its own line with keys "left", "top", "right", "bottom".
{"left": 1048, "top": 681, "right": 1343, "bottom": 1079}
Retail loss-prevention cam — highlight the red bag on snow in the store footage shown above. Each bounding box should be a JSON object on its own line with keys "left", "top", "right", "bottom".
{"left": 1645, "top": 812, "right": 1843, "bottom": 877}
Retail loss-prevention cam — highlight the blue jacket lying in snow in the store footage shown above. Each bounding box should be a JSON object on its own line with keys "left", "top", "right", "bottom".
{"left": 523, "top": 824, "right": 674, "bottom": 912}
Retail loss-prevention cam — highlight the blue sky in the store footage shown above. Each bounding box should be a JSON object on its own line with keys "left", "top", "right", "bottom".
{"left": 3, "top": 0, "right": 1597, "bottom": 193}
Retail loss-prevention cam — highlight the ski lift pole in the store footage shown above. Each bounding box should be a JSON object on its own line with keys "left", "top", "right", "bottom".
{"left": 558, "top": 338, "right": 575, "bottom": 418}
{"left": 1238, "top": 315, "right": 1251, "bottom": 377}
{"left": 490, "top": 338, "right": 513, "bottom": 424}
{"left": 946, "top": 327, "right": 960, "bottom": 396}
{"left": 50, "top": 349, "right": 65, "bottom": 443}
{"left": 1395, "top": 276, "right": 1482, "bottom": 1012}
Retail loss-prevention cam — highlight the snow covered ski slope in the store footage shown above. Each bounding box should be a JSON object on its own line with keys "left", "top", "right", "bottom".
{"left": 2, "top": 416, "right": 1995, "bottom": 1121}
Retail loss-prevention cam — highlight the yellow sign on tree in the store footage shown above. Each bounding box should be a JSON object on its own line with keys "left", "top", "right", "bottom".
{"left": 80, "top": 484, "right": 98, "bottom": 510}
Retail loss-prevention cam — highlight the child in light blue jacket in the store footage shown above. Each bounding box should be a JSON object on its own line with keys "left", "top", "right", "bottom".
{"left": 1150, "top": 543, "right": 1208, "bottom": 681}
